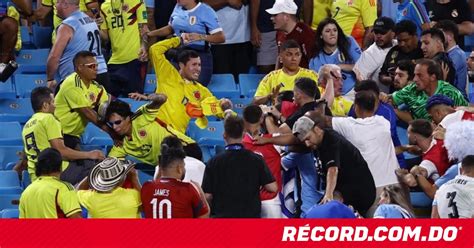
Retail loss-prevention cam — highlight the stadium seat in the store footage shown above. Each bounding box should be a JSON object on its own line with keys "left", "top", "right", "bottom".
{"left": 117, "top": 98, "right": 148, "bottom": 112}
{"left": 144, "top": 74, "right": 156, "bottom": 94}
{"left": 187, "top": 121, "right": 225, "bottom": 147}
{"left": 20, "top": 26, "right": 34, "bottom": 48}
{"left": 0, "top": 208, "right": 19, "bottom": 219}
{"left": 0, "top": 98, "right": 34, "bottom": 123}
{"left": 396, "top": 125, "right": 418, "bottom": 160}
{"left": 0, "top": 146, "right": 23, "bottom": 170}
{"left": 14, "top": 74, "right": 47, "bottom": 98}
{"left": 0, "top": 78, "right": 17, "bottom": 99}
{"left": 208, "top": 74, "right": 240, "bottom": 99}
{"left": 16, "top": 49, "right": 50, "bottom": 73}
{"left": 81, "top": 124, "right": 113, "bottom": 146}
{"left": 0, "top": 194, "right": 21, "bottom": 211}
{"left": 22, "top": 170, "right": 31, "bottom": 189}
{"left": 0, "top": 187, "right": 23, "bottom": 194}
{"left": 464, "top": 34, "right": 474, "bottom": 49}
{"left": 229, "top": 97, "right": 252, "bottom": 116}
{"left": 238, "top": 74, "right": 265, "bottom": 98}
{"left": 0, "top": 171, "right": 21, "bottom": 188}
{"left": 32, "top": 25, "right": 53, "bottom": 49}
{"left": 0, "top": 122, "right": 23, "bottom": 145}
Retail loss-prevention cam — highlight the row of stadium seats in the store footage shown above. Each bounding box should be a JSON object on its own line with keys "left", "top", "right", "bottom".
{"left": 1, "top": 71, "right": 265, "bottom": 100}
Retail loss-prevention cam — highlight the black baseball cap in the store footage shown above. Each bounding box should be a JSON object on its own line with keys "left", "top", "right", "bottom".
{"left": 373, "top": 17, "right": 395, "bottom": 34}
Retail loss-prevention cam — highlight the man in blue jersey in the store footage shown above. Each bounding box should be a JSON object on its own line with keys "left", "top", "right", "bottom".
{"left": 46, "top": 0, "right": 109, "bottom": 91}
{"left": 395, "top": 0, "right": 430, "bottom": 37}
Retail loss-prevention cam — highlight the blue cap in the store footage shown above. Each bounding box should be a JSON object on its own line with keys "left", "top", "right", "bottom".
{"left": 426, "top": 94, "right": 454, "bottom": 111}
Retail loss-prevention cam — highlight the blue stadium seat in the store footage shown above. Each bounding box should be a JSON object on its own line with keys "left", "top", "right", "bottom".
{"left": 396, "top": 125, "right": 418, "bottom": 160}
{"left": 16, "top": 49, "right": 50, "bottom": 73}
{"left": 229, "top": 97, "right": 252, "bottom": 116}
{"left": 0, "top": 187, "right": 23, "bottom": 194}
{"left": 238, "top": 74, "right": 265, "bottom": 98}
{"left": 0, "top": 171, "right": 21, "bottom": 188}
{"left": 117, "top": 98, "right": 148, "bottom": 112}
{"left": 464, "top": 34, "right": 474, "bottom": 48}
{"left": 81, "top": 124, "right": 113, "bottom": 146}
{"left": 208, "top": 74, "right": 240, "bottom": 99}
{"left": 0, "top": 78, "right": 17, "bottom": 99}
{"left": 14, "top": 74, "right": 47, "bottom": 98}
{"left": 0, "top": 208, "right": 19, "bottom": 219}
{"left": 32, "top": 25, "right": 52, "bottom": 49}
{"left": 0, "top": 122, "right": 23, "bottom": 145}
{"left": 20, "top": 26, "right": 34, "bottom": 48}
{"left": 22, "top": 170, "right": 31, "bottom": 189}
{"left": 144, "top": 74, "right": 156, "bottom": 94}
{"left": 0, "top": 194, "right": 21, "bottom": 211}
{"left": 0, "top": 146, "right": 23, "bottom": 170}
{"left": 0, "top": 98, "right": 34, "bottom": 123}
{"left": 187, "top": 121, "right": 225, "bottom": 147}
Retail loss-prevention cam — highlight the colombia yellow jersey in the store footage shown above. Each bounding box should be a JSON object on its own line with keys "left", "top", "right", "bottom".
{"left": 54, "top": 73, "right": 109, "bottom": 138}
{"left": 254, "top": 68, "right": 318, "bottom": 98}
{"left": 22, "top": 112, "right": 69, "bottom": 181}
{"left": 331, "top": 0, "right": 377, "bottom": 35}
{"left": 108, "top": 105, "right": 195, "bottom": 165}
{"left": 19, "top": 176, "right": 81, "bottom": 218}
{"left": 100, "top": 0, "right": 147, "bottom": 64}
{"left": 150, "top": 37, "right": 223, "bottom": 133}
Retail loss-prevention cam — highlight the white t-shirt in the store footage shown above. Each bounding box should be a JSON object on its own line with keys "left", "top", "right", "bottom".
{"left": 353, "top": 40, "right": 396, "bottom": 93}
{"left": 215, "top": 5, "right": 250, "bottom": 44}
{"left": 433, "top": 175, "right": 474, "bottom": 218}
{"left": 154, "top": 156, "right": 206, "bottom": 186}
{"left": 332, "top": 115, "right": 400, "bottom": 187}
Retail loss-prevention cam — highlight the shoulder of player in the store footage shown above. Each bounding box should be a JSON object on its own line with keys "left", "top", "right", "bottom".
{"left": 298, "top": 68, "right": 318, "bottom": 77}
{"left": 53, "top": 178, "right": 76, "bottom": 191}
{"left": 263, "top": 70, "right": 281, "bottom": 80}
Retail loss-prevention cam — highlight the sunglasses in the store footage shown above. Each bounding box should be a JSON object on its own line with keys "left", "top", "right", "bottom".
{"left": 81, "top": 62, "right": 98, "bottom": 69}
{"left": 107, "top": 119, "right": 123, "bottom": 127}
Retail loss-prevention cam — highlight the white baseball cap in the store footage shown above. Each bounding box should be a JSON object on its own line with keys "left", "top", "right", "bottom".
{"left": 266, "top": 0, "right": 298, "bottom": 15}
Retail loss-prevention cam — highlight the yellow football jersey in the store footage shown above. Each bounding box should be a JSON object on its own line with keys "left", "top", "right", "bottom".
{"left": 149, "top": 37, "right": 224, "bottom": 133}
{"left": 54, "top": 73, "right": 109, "bottom": 138}
{"left": 254, "top": 68, "right": 319, "bottom": 98}
{"left": 108, "top": 105, "right": 195, "bottom": 165}
{"left": 331, "top": 0, "right": 377, "bottom": 35}
{"left": 100, "top": 0, "right": 147, "bottom": 64}
{"left": 19, "top": 176, "right": 81, "bottom": 218}
{"left": 22, "top": 112, "right": 69, "bottom": 182}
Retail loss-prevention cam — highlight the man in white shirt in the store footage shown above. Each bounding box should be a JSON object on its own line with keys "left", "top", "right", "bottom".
{"left": 432, "top": 155, "right": 474, "bottom": 218}
{"left": 315, "top": 90, "right": 400, "bottom": 217}
{"left": 354, "top": 17, "right": 396, "bottom": 93}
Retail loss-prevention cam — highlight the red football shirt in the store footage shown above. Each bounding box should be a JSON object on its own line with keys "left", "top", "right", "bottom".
{"left": 242, "top": 133, "right": 282, "bottom": 201}
{"left": 141, "top": 178, "right": 208, "bottom": 218}
{"left": 276, "top": 22, "right": 316, "bottom": 69}
{"left": 422, "top": 139, "right": 450, "bottom": 177}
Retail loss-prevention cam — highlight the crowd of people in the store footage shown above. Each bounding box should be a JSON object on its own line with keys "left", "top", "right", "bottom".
{"left": 1, "top": 0, "right": 474, "bottom": 218}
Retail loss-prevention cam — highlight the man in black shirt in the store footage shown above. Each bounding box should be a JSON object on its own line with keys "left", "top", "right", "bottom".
{"left": 202, "top": 116, "right": 277, "bottom": 218}
{"left": 420, "top": 28, "right": 456, "bottom": 88}
{"left": 425, "top": 0, "right": 474, "bottom": 48}
{"left": 379, "top": 20, "right": 424, "bottom": 90}
{"left": 292, "top": 116, "right": 376, "bottom": 215}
